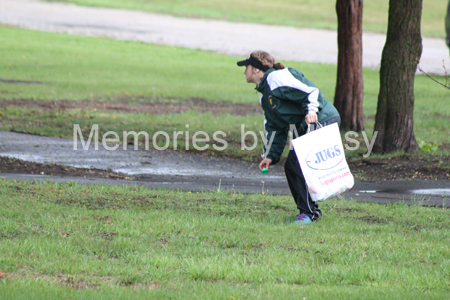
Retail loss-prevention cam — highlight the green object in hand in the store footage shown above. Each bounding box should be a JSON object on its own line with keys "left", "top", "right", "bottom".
{"left": 262, "top": 168, "right": 268, "bottom": 174}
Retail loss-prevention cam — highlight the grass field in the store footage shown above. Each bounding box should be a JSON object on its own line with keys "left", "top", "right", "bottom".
{"left": 1, "top": 26, "right": 449, "bottom": 158}
{"left": 45, "top": 0, "right": 448, "bottom": 38}
{"left": 1, "top": 179, "right": 449, "bottom": 299}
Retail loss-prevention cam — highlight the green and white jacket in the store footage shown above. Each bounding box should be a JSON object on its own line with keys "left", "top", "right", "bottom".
{"left": 255, "top": 67, "right": 339, "bottom": 164}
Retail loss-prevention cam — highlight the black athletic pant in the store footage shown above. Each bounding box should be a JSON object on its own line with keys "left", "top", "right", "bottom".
{"left": 284, "top": 117, "right": 341, "bottom": 221}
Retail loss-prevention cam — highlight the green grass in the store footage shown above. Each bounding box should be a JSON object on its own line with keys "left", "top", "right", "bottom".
{"left": 0, "top": 26, "right": 253, "bottom": 103}
{"left": 45, "top": 0, "right": 448, "bottom": 38}
{"left": 1, "top": 26, "right": 449, "bottom": 159}
{"left": 0, "top": 179, "right": 449, "bottom": 299}
{"left": 0, "top": 26, "right": 336, "bottom": 103}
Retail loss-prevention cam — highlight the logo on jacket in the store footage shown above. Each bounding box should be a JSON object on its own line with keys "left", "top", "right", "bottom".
{"left": 268, "top": 95, "right": 273, "bottom": 105}
{"left": 305, "top": 143, "right": 344, "bottom": 170}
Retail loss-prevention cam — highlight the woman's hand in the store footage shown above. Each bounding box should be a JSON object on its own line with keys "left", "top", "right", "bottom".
{"left": 305, "top": 112, "right": 318, "bottom": 124}
{"left": 259, "top": 158, "right": 273, "bottom": 171}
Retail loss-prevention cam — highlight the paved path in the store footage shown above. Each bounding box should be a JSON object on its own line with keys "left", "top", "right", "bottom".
{"left": 0, "top": 0, "right": 448, "bottom": 75}
{"left": 1, "top": 131, "right": 449, "bottom": 207}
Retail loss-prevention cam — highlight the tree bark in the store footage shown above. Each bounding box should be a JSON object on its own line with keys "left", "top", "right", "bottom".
{"left": 373, "top": 0, "right": 422, "bottom": 154}
{"left": 334, "top": 0, "right": 364, "bottom": 131}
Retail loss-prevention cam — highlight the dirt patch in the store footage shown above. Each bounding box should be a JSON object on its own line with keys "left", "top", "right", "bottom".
{"left": 99, "top": 232, "right": 117, "bottom": 240}
{"left": 0, "top": 156, "right": 132, "bottom": 180}
{"left": 0, "top": 78, "right": 43, "bottom": 85}
{"left": 357, "top": 216, "right": 386, "bottom": 224}
{"left": 0, "top": 98, "right": 262, "bottom": 116}
{"left": 6, "top": 270, "right": 116, "bottom": 290}
{"left": 348, "top": 154, "right": 450, "bottom": 181}
{"left": 94, "top": 215, "right": 112, "bottom": 221}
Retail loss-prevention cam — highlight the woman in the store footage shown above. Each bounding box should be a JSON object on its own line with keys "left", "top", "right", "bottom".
{"left": 237, "top": 51, "right": 340, "bottom": 224}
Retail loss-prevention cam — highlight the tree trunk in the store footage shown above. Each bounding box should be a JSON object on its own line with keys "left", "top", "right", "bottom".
{"left": 373, "top": 0, "right": 422, "bottom": 154}
{"left": 334, "top": 0, "right": 364, "bottom": 131}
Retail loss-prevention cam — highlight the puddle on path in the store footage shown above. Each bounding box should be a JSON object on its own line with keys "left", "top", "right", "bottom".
{"left": 410, "top": 189, "right": 450, "bottom": 196}
{"left": 359, "top": 188, "right": 450, "bottom": 197}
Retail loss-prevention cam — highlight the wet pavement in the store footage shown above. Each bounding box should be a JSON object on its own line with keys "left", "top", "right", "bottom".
{"left": 0, "top": 131, "right": 285, "bottom": 179}
{"left": 0, "top": 130, "right": 288, "bottom": 193}
{"left": 1, "top": 131, "right": 449, "bottom": 207}
{"left": 0, "top": 0, "right": 448, "bottom": 75}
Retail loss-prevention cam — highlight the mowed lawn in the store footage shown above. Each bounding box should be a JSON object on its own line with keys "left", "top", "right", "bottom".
{"left": 0, "top": 180, "right": 449, "bottom": 299}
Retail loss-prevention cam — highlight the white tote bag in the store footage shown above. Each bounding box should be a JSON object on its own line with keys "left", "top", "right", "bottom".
{"left": 291, "top": 123, "right": 354, "bottom": 202}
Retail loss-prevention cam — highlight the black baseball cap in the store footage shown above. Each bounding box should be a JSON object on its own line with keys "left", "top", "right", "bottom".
{"left": 237, "top": 54, "right": 270, "bottom": 72}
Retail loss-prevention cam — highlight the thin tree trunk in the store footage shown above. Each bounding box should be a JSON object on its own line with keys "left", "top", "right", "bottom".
{"left": 334, "top": 0, "right": 364, "bottom": 131}
{"left": 373, "top": 0, "right": 422, "bottom": 153}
